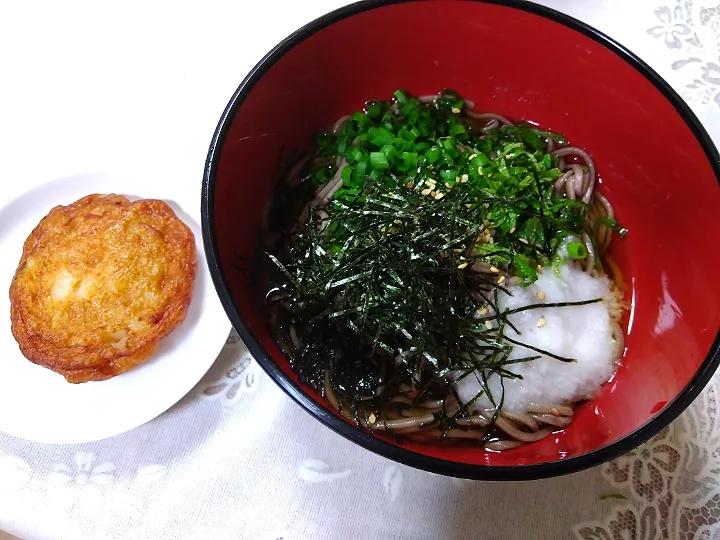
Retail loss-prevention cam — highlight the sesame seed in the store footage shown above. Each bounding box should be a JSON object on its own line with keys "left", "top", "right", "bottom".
{"left": 394, "top": 219, "right": 402, "bottom": 225}
{"left": 551, "top": 408, "right": 559, "bottom": 417}
{"left": 519, "top": 238, "right": 529, "bottom": 244}
{"left": 509, "top": 226, "right": 516, "bottom": 233}
{"left": 537, "top": 316, "right": 547, "bottom": 328}
{"left": 497, "top": 275, "right": 505, "bottom": 284}
{"left": 451, "top": 107, "right": 461, "bottom": 114}
{"left": 485, "top": 320, "right": 493, "bottom": 329}
{"left": 488, "top": 237, "right": 494, "bottom": 244}
{"left": 453, "top": 248, "right": 463, "bottom": 253}
{"left": 461, "top": 174, "right": 469, "bottom": 183}
{"left": 369, "top": 413, "right": 377, "bottom": 424}
{"left": 421, "top": 188, "right": 432, "bottom": 196}
{"left": 477, "top": 167, "right": 483, "bottom": 175}
{"left": 406, "top": 182, "right": 414, "bottom": 189}
{"left": 465, "top": 203, "right": 473, "bottom": 209}
{"left": 483, "top": 203, "right": 490, "bottom": 209}
{"left": 536, "top": 291, "right": 546, "bottom": 300}
{"left": 445, "top": 182, "right": 453, "bottom": 189}
{"left": 469, "top": 154, "right": 477, "bottom": 160}
{"left": 457, "top": 262, "right": 469, "bottom": 269}
{"left": 490, "top": 266, "right": 499, "bottom": 273}
{"left": 537, "top": 265, "right": 543, "bottom": 273}
{"left": 434, "top": 191, "right": 445, "bottom": 200}
{"left": 478, "top": 307, "right": 489, "bottom": 315}
{"left": 427, "top": 178, "right": 437, "bottom": 185}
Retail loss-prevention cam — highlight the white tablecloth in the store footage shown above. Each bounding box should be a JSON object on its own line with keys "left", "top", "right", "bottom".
{"left": 2, "top": 1, "right": 720, "bottom": 539}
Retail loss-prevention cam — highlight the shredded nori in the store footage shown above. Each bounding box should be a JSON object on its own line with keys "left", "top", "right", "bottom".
{"left": 265, "top": 90, "right": 616, "bottom": 437}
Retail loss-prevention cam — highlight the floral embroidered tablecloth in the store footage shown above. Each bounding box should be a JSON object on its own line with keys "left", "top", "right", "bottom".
{"left": 1, "top": 1, "right": 720, "bottom": 539}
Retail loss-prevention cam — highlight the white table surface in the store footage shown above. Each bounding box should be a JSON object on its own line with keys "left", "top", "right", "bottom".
{"left": 2, "top": 1, "right": 720, "bottom": 539}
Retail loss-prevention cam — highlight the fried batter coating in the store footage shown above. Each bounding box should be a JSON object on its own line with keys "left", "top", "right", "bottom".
{"left": 9, "top": 194, "right": 196, "bottom": 383}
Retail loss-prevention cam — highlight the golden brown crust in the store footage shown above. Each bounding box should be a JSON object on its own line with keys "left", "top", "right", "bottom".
{"left": 9, "top": 194, "right": 196, "bottom": 383}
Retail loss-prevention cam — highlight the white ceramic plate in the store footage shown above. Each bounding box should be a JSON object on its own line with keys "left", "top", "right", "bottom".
{"left": 0, "top": 172, "right": 230, "bottom": 444}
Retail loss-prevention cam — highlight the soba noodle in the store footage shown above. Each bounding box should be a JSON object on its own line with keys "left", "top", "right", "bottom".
{"left": 265, "top": 90, "right": 626, "bottom": 451}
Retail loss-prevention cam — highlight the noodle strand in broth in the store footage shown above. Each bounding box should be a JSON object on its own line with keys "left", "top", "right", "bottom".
{"left": 264, "top": 89, "right": 627, "bottom": 451}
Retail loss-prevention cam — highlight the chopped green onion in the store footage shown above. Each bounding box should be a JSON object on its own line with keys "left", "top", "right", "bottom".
{"left": 598, "top": 216, "right": 628, "bottom": 239}
{"left": 600, "top": 494, "right": 627, "bottom": 501}
{"left": 441, "top": 138, "right": 458, "bottom": 155}
{"left": 393, "top": 89, "right": 408, "bottom": 103}
{"left": 350, "top": 111, "right": 369, "bottom": 129}
{"left": 425, "top": 147, "right": 441, "bottom": 163}
{"left": 450, "top": 123, "right": 467, "bottom": 137}
{"left": 399, "top": 151, "right": 418, "bottom": 172}
{"left": 368, "top": 127, "right": 395, "bottom": 148}
{"left": 567, "top": 241, "right": 588, "bottom": 260}
{"left": 370, "top": 152, "right": 389, "bottom": 170}
{"left": 344, "top": 146, "right": 365, "bottom": 163}
{"left": 398, "top": 127, "right": 416, "bottom": 142}
{"left": 365, "top": 100, "right": 382, "bottom": 118}
{"left": 351, "top": 160, "right": 367, "bottom": 186}
{"left": 439, "top": 169, "right": 456, "bottom": 182}
{"left": 436, "top": 89, "right": 463, "bottom": 112}
{"left": 381, "top": 144, "right": 398, "bottom": 160}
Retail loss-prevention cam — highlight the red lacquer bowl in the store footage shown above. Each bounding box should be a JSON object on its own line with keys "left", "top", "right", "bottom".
{"left": 202, "top": 0, "right": 720, "bottom": 480}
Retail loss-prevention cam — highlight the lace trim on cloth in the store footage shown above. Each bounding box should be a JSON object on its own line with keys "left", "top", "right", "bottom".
{"left": 646, "top": 0, "right": 720, "bottom": 107}
{"left": 574, "top": 382, "right": 720, "bottom": 540}
{"left": 574, "top": 3, "right": 720, "bottom": 538}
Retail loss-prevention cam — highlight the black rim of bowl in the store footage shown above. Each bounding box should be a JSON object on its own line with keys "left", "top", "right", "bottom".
{"left": 201, "top": 0, "right": 720, "bottom": 481}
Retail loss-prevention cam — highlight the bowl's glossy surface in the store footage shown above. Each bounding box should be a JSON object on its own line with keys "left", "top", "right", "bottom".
{"left": 202, "top": 0, "right": 720, "bottom": 479}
